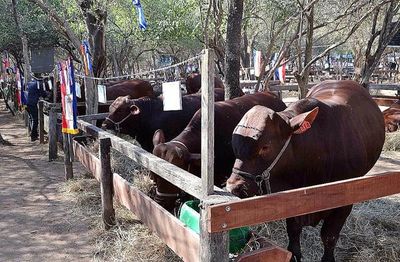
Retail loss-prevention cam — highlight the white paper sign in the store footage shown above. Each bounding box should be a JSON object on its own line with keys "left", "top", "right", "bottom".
{"left": 162, "top": 81, "right": 182, "bottom": 111}
{"left": 65, "top": 95, "right": 74, "bottom": 121}
{"left": 98, "top": 84, "right": 107, "bottom": 103}
{"left": 48, "top": 80, "right": 53, "bottom": 90}
{"left": 75, "top": 82, "right": 81, "bottom": 98}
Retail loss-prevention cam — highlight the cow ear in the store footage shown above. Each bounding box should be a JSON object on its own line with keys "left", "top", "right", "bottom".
{"left": 130, "top": 104, "right": 140, "bottom": 115}
{"left": 289, "top": 107, "right": 319, "bottom": 135}
{"left": 153, "top": 129, "right": 165, "bottom": 146}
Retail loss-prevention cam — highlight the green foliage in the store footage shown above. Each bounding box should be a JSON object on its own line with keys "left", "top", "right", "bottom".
{"left": 0, "top": 0, "right": 60, "bottom": 52}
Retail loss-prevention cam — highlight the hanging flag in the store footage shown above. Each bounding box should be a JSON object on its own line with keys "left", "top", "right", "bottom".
{"left": 254, "top": 51, "right": 263, "bottom": 77}
{"left": 59, "top": 58, "right": 79, "bottom": 134}
{"left": 275, "top": 64, "right": 286, "bottom": 84}
{"left": 2, "top": 52, "right": 10, "bottom": 72}
{"left": 80, "top": 40, "right": 92, "bottom": 76}
{"left": 132, "top": 0, "right": 147, "bottom": 30}
{"left": 15, "top": 68, "right": 26, "bottom": 108}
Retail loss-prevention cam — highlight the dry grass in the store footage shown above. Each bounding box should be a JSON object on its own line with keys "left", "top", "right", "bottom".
{"left": 60, "top": 174, "right": 181, "bottom": 262}
{"left": 383, "top": 131, "right": 400, "bottom": 151}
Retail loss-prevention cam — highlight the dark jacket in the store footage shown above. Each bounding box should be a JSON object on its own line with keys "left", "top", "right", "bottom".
{"left": 26, "top": 80, "right": 48, "bottom": 106}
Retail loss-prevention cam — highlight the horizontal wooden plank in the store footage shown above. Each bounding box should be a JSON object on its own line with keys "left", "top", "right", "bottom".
{"left": 78, "top": 113, "right": 108, "bottom": 121}
{"left": 72, "top": 140, "right": 101, "bottom": 181}
{"left": 77, "top": 120, "right": 239, "bottom": 202}
{"left": 208, "top": 172, "right": 400, "bottom": 233}
{"left": 237, "top": 244, "right": 291, "bottom": 262}
{"left": 370, "top": 83, "right": 400, "bottom": 91}
{"left": 113, "top": 173, "right": 200, "bottom": 262}
{"left": 373, "top": 97, "right": 398, "bottom": 107}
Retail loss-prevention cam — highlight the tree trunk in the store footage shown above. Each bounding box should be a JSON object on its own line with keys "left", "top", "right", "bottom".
{"left": 359, "top": 1, "right": 400, "bottom": 88}
{"left": 11, "top": 0, "right": 31, "bottom": 84}
{"left": 224, "top": 0, "right": 244, "bottom": 100}
{"left": 241, "top": 29, "right": 250, "bottom": 68}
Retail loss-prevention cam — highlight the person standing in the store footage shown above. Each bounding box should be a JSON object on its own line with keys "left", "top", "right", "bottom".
{"left": 26, "top": 74, "right": 48, "bottom": 142}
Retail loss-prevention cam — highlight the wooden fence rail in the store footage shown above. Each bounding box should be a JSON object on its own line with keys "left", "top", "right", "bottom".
{"left": 208, "top": 171, "right": 400, "bottom": 233}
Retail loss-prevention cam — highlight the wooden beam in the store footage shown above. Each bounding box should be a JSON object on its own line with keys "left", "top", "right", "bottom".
{"left": 113, "top": 173, "right": 200, "bottom": 262}
{"left": 208, "top": 172, "right": 400, "bottom": 233}
{"left": 72, "top": 139, "right": 101, "bottom": 181}
{"left": 99, "top": 138, "right": 115, "bottom": 229}
{"left": 38, "top": 100, "right": 45, "bottom": 144}
{"left": 78, "top": 113, "right": 108, "bottom": 121}
{"left": 370, "top": 83, "right": 400, "bottom": 91}
{"left": 63, "top": 133, "right": 73, "bottom": 180}
{"left": 200, "top": 49, "right": 229, "bottom": 262}
{"left": 201, "top": 48, "right": 215, "bottom": 197}
{"left": 373, "top": 97, "right": 398, "bottom": 107}
{"left": 76, "top": 119, "right": 238, "bottom": 202}
{"left": 48, "top": 107, "right": 58, "bottom": 161}
{"left": 237, "top": 245, "right": 292, "bottom": 262}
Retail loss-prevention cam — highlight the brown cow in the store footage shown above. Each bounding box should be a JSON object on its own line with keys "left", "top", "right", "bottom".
{"left": 226, "top": 80, "right": 385, "bottom": 262}
{"left": 102, "top": 89, "right": 225, "bottom": 151}
{"left": 105, "top": 79, "right": 154, "bottom": 100}
{"left": 383, "top": 100, "right": 400, "bottom": 132}
{"left": 152, "top": 92, "right": 286, "bottom": 211}
{"left": 185, "top": 73, "right": 233, "bottom": 94}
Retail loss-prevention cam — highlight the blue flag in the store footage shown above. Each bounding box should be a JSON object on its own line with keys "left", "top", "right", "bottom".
{"left": 132, "top": 0, "right": 147, "bottom": 30}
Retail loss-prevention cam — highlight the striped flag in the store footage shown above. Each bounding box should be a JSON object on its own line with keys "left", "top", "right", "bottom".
{"left": 132, "top": 0, "right": 147, "bottom": 30}
{"left": 59, "top": 58, "right": 79, "bottom": 135}
{"left": 80, "top": 40, "right": 92, "bottom": 76}
{"left": 275, "top": 64, "right": 286, "bottom": 84}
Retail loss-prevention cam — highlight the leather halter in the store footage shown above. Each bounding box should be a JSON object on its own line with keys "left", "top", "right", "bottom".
{"left": 232, "top": 136, "right": 292, "bottom": 195}
{"left": 105, "top": 113, "right": 132, "bottom": 133}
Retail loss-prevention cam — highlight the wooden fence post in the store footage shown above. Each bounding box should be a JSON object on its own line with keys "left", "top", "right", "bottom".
{"left": 24, "top": 109, "right": 30, "bottom": 135}
{"left": 48, "top": 106, "right": 58, "bottom": 161}
{"left": 63, "top": 133, "right": 73, "bottom": 180}
{"left": 99, "top": 137, "right": 115, "bottom": 230}
{"left": 38, "top": 100, "right": 45, "bottom": 143}
{"left": 199, "top": 49, "right": 229, "bottom": 262}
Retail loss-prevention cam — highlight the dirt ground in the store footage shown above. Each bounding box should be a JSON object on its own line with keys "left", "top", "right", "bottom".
{"left": 0, "top": 102, "right": 93, "bottom": 262}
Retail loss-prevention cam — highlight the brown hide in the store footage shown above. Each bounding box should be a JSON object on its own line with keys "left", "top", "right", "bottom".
{"left": 152, "top": 92, "right": 286, "bottom": 211}
{"left": 383, "top": 100, "right": 400, "bottom": 132}
{"left": 105, "top": 79, "right": 154, "bottom": 100}
{"left": 227, "top": 80, "right": 385, "bottom": 261}
{"left": 102, "top": 89, "right": 226, "bottom": 152}
{"left": 185, "top": 73, "right": 230, "bottom": 94}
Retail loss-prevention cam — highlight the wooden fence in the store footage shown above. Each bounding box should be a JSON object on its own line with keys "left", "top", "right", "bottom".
{"left": 38, "top": 50, "right": 400, "bottom": 262}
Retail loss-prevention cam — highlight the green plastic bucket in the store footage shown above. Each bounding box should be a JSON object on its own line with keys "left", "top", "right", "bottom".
{"left": 179, "top": 200, "right": 250, "bottom": 253}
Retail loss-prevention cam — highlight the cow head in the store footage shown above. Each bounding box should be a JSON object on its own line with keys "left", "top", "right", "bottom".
{"left": 102, "top": 95, "right": 141, "bottom": 133}
{"left": 152, "top": 129, "right": 201, "bottom": 211}
{"left": 226, "top": 105, "right": 319, "bottom": 198}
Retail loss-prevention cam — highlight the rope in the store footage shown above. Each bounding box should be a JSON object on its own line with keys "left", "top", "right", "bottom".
{"left": 75, "top": 52, "right": 204, "bottom": 81}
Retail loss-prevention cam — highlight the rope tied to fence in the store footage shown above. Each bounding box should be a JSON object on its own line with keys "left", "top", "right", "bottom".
{"left": 75, "top": 51, "right": 204, "bottom": 82}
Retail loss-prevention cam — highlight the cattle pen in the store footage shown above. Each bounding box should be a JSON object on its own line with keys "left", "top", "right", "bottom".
{"left": 36, "top": 49, "right": 400, "bottom": 262}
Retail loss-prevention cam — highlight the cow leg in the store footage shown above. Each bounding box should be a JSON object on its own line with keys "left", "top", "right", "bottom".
{"left": 320, "top": 205, "right": 353, "bottom": 262}
{"left": 286, "top": 218, "right": 303, "bottom": 262}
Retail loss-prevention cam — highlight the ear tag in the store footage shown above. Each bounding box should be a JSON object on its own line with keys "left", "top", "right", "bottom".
{"left": 294, "top": 121, "right": 311, "bottom": 134}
